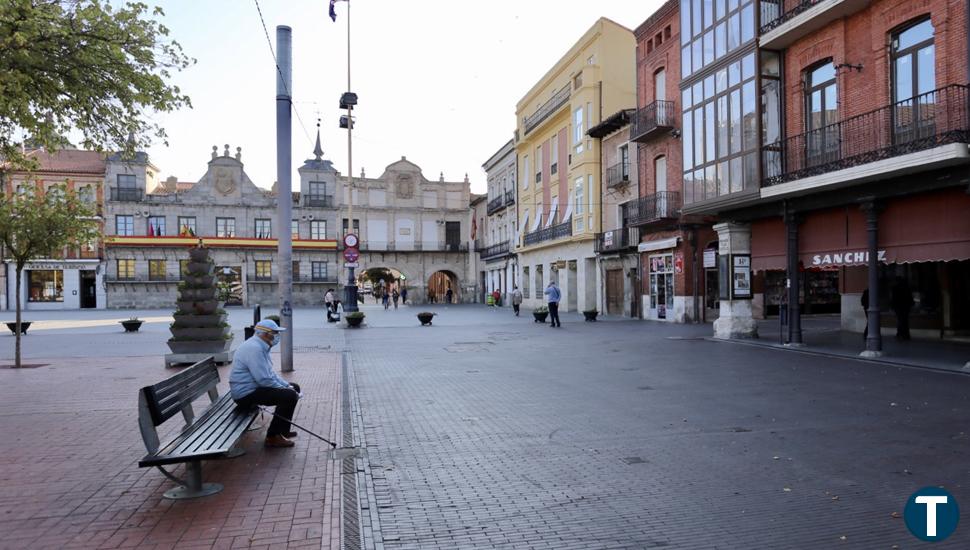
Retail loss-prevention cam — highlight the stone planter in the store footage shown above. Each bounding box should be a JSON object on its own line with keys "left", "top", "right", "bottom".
{"left": 182, "top": 274, "right": 214, "bottom": 287}
{"left": 189, "top": 248, "right": 209, "bottom": 262}
{"left": 179, "top": 287, "right": 218, "bottom": 301}
{"left": 172, "top": 313, "right": 227, "bottom": 328}
{"left": 533, "top": 311, "right": 548, "bottom": 323}
{"left": 346, "top": 314, "right": 365, "bottom": 328}
{"left": 170, "top": 326, "right": 229, "bottom": 340}
{"left": 583, "top": 311, "right": 599, "bottom": 322}
{"left": 166, "top": 338, "right": 233, "bottom": 354}
{"left": 177, "top": 300, "right": 219, "bottom": 315}
{"left": 417, "top": 313, "right": 435, "bottom": 326}
{"left": 185, "top": 261, "right": 212, "bottom": 275}
{"left": 121, "top": 320, "right": 144, "bottom": 332}
{"left": 5, "top": 322, "right": 30, "bottom": 335}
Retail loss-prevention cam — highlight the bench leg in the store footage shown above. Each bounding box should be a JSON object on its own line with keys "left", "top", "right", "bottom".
{"left": 163, "top": 461, "right": 223, "bottom": 500}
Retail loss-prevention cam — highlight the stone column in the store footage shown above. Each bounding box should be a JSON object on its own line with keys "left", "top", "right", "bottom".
{"left": 861, "top": 201, "right": 882, "bottom": 357}
{"left": 713, "top": 222, "right": 758, "bottom": 339}
{"left": 784, "top": 209, "right": 803, "bottom": 346}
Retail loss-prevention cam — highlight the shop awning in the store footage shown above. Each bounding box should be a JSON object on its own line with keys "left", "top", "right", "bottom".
{"left": 638, "top": 236, "right": 680, "bottom": 253}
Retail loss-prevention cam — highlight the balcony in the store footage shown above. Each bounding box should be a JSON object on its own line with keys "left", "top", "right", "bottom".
{"left": 359, "top": 241, "right": 468, "bottom": 252}
{"left": 487, "top": 196, "right": 505, "bottom": 215}
{"left": 523, "top": 85, "right": 570, "bottom": 135}
{"left": 479, "top": 241, "right": 511, "bottom": 260}
{"left": 303, "top": 194, "right": 334, "bottom": 208}
{"left": 760, "top": 0, "right": 870, "bottom": 49}
{"left": 105, "top": 275, "right": 179, "bottom": 283}
{"left": 623, "top": 191, "right": 681, "bottom": 226}
{"left": 594, "top": 228, "right": 639, "bottom": 254}
{"left": 762, "top": 85, "right": 970, "bottom": 193}
{"left": 504, "top": 189, "right": 515, "bottom": 205}
{"left": 523, "top": 221, "right": 572, "bottom": 246}
{"left": 606, "top": 161, "right": 631, "bottom": 188}
{"left": 630, "top": 101, "right": 675, "bottom": 143}
{"left": 109, "top": 188, "right": 144, "bottom": 202}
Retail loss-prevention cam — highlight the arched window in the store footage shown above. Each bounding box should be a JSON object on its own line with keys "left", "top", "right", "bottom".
{"left": 891, "top": 18, "right": 935, "bottom": 142}
{"left": 805, "top": 60, "right": 838, "bottom": 165}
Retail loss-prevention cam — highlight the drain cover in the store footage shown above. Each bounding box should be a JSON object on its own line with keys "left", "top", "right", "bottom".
{"left": 330, "top": 447, "right": 364, "bottom": 460}
{"left": 621, "top": 456, "right": 647, "bottom": 465}
{"left": 293, "top": 345, "right": 332, "bottom": 353}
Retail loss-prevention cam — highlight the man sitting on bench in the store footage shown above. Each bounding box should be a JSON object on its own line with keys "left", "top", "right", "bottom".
{"left": 229, "top": 319, "right": 301, "bottom": 448}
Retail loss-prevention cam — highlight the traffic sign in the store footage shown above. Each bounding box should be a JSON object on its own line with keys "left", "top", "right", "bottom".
{"left": 343, "top": 233, "right": 359, "bottom": 248}
{"left": 344, "top": 262, "right": 359, "bottom": 268}
{"left": 343, "top": 247, "right": 360, "bottom": 262}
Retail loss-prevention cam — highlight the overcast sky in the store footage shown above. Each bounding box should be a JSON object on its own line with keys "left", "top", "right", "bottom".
{"left": 145, "top": 0, "right": 664, "bottom": 194}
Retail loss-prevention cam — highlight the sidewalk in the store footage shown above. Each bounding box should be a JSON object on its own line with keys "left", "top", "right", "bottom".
{"left": 0, "top": 352, "right": 343, "bottom": 549}
{"left": 720, "top": 315, "right": 970, "bottom": 374}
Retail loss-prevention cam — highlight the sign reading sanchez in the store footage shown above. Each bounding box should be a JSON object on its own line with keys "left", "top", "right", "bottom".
{"left": 811, "top": 250, "right": 888, "bottom": 267}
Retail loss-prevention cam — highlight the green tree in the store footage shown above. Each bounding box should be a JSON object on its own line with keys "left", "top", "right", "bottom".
{"left": 0, "top": 183, "right": 98, "bottom": 367}
{"left": 0, "top": 0, "right": 192, "bottom": 170}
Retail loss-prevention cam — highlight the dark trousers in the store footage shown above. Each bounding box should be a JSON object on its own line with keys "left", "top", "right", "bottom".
{"left": 895, "top": 310, "right": 911, "bottom": 340}
{"left": 236, "top": 384, "right": 299, "bottom": 436}
{"left": 549, "top": 302, "right": 561, "bottom": 326}
{"left": 513, "top": 303, "right": 520, "bottom": 315}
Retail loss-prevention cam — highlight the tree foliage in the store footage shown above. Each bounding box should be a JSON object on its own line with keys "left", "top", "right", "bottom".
{"left": 0, "top": 0, "right": 193, "bottom": 171}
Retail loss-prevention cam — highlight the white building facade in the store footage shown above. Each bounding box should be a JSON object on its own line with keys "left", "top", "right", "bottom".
{"left": 479, "top": 140, "right": 517, "bottom": 304}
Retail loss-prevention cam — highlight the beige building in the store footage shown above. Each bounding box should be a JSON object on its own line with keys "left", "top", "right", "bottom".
{"left": 480, "top": 139, "right": 517, "bottom": 304}
{"left": 514, "top": 17, "right": 636, "bottom": 312}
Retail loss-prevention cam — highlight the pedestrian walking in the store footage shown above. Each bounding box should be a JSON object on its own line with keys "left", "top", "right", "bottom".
{"left": 891, "top": 278, "right": 913, "bottom": 340}
{"left": 445, "top": 286, "right": 454, "bottom": 304}
{"left": 325, "top": 288, "right": 339, "bottom": 323}
{"left": 544, "top": 281, "right": 561, "bottom": 327}
{"left": 382, "top": 291, "right": 390, "bottom": 310}
{"left": 392, "top": 289, "right": 400, "bottom": 309}
{"left": 428, "top": 286, "right": 436, "bottom": 303}
{"left": 401, "top": 287, "right": 408, "bottom": 305}
{"left": 511, "top": 286, "right": 523, "bottom": 316}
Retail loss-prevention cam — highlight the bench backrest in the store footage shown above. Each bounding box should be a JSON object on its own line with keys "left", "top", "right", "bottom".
{"left": 138, "top": 357, "right": 220, "bottom": 454}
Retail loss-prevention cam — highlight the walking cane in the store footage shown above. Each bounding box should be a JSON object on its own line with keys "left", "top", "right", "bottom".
{"left": 256, "top": 405, "right": 338, "bottom": 448}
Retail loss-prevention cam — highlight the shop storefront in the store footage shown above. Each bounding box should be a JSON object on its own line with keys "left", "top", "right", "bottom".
{"left": 3, "top": 260, "right": 106, "bottom": 310}
{"left": 646, "top": 252, "right": 674, "bottom": 320}
{"left": 750, "top": 188, "right": 970, "bottom": 337}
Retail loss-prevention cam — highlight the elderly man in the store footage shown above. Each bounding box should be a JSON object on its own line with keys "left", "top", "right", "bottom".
{"left": 229, "top": 319, "right": 301, "bottom": 448}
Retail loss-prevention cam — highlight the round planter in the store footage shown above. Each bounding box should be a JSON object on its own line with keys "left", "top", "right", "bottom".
{"left": 166, "top": 338, "right": 233, "bottom": 355}
{"left": 533, "top": 312, "right": 548, "bottom": 323}
{"left": 178, "top": 288, "right": 218, "bottom": 302}
{"left": 120, "top": 320, "right": 144, "bottom": 332}
{"left": 417, "top": 313, "right": 434, "bottom": 326}
{"left": 183, "top": 274, "right": 215, "bottom": 287}
{"left": 583, "top": 311, "right": 599, "bottom": 322}
{"left": 346, "top": 316, "right": 364, "bottom": 328}
{"left": 188, "top": 248, "right": 209, "bottom": 262}
{"left": 177, "top": 300, "right": 219, "bottom": 315}
{"left": 5, "top": 321, "right": 31, "bottom": 335}
{"left": 172, "top": 313, "right": 227, "bottom": 328}
{"left": 170, "top": 326, "right": 229, "bottom": 340}
{"left": 185, "top": 261, "right": 213, "bottom": 276}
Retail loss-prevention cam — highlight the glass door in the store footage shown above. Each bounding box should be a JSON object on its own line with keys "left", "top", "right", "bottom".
{"left": 649, "top": 254, "right": 674, "bottom": 320}
{"left": 892, "top": 19, "right": 936, "bottom": 144}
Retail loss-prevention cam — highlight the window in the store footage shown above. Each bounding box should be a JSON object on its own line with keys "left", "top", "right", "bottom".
{"left": 292, "top": 261, "right": 300, "bottom": 280}
{"left": 342, "top": 218, "right": 360, "bottom": 235}
{"left": 178, "top": 216, "right": 196, "bottom": 236}
{"left": 574, "top": 106, "right": 584, "bottom": 153}
{"left": 574, "top": 176, "right": 584, "bottom": 232}
{"left": 551, "top": 134, "right": 559, "bottom": 175}
{"left": 805, "top": 61, "right": 839, "bottom": 166}
{"left": 535, "top": 145, "right": 542, "bottom": 184}
{"left": 216, "top": 217, "right": 235, "bottom": 238}
{"left": 116, "top": 215, "right": 134, "bottom": 236}
{"left": 117, "top": 174, "right": 136, "bottom": 188}
{"left": 587, "top": 175, "right": 594, "bottom": 230}
{"left": 78, "top": 185, "right": 95, "bottom": 203}
{"left": 255, "top": 260, "right": 272, "bottom": 281}
{"left": 892, "top": 18, "right": 936, "bottom": 143}
{"left": 27, "top": 270, "right": 63, "bottom": 302}
{"left": 573, "top": 73, "right": 583, "bottom": 90}
{"left": 309, "top": 181, "right": 327, "bottom": 197}
{"left": 117, "top": 259, "right": 135, "bottom": 280}
{"left": 522, "top": 155, "right": 530, "bottom": 190}
{"left": 682, "top": 51, "right": 758, "bottom": 204}
{"left": 310, "top": 220, "right": 327, "bottom": 239}
{"left": 312, "top": 261, "right": 328, "bottom": 281}
{"left": 291, "top": 219, "right": 300, "bottom": 239}
{"left": 620, "top": 145, "right": 630, "bottom": 179}
{"left": 680, "top": 0, "right": 754, "bottom": 78}
{"left": 179, "top": 260, "right": 190, "bottom": 280}
{"left": 147, "top": 216, "right": 165, "bottom": 236}
{"left": 255, "top": 219, "right": 272, "bottom": 239}
{"left": 655, "top": 69, "right": 667, "bottom": 101}
{"left": 148, "top": 260, "right": 167, "bottom": 281}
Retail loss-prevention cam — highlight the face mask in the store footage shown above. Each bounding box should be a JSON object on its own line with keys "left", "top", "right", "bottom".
{"left": 271, "top": 333, "right": 281, "bottom": 347}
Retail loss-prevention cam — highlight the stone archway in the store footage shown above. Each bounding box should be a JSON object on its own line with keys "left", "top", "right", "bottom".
{"left": 427, "top": 270, "right": 459, "bottom": 304}
{"left": 359, "top": 266, "right": 409, "bottom": 304}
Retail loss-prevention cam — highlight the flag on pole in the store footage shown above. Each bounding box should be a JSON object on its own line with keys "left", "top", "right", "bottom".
{"left": 329, "top": 0, "right": 338, "bottom": 21}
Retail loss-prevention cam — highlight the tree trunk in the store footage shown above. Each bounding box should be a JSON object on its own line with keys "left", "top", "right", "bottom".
{"left": 15, "top": 264, "right": 22, "bottom": 368}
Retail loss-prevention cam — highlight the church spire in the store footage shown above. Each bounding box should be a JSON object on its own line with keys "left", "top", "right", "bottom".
{"left": 313, "top": 119, "right": 324, "bottom": 161}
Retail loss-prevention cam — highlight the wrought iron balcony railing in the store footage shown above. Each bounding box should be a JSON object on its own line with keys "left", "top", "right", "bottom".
{"left": 606, "top": 161, "right": 631, "bottom": 188}
{"left": 594, "top": 227, "right": 639, "bottom": 254}
{"left": 487, "top": 196, "right": 505, "bottom": 215}
{"left": 623, "top": 191, "right": 681, "bottom": 226}
{"left": 523, "top": 220, "right": 573, "bottom": 246}
{"left": 763, "top": 84, "right": 970, "bottom": 187}
{"left": 523, "top": 85, "right": 571, "bottom": 135}
{"left": 109, "top": 188, "right": 144, "bottom": 202}
{"left": 479, "top": 241, "right": 511, "bottom": 259}
{"left": 630, "top": 100, "right": 675, "bottom": 142}
{"left": 504, "top": 189, "right": 515, "bottom": 206}
{"left": 303, "top": 194, "right": 334, "bottom": 207}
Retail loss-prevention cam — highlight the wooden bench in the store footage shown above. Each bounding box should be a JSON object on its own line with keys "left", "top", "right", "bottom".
{"left": 137, "top": 357, "right": 258, "bottom": 499}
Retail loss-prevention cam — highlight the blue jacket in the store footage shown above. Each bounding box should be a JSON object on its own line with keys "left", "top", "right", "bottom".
{"left": 544, "top": 284, "right": 561, "bottom": 303}
{"left": 229, "top": 335, "right": 291, "bottom": 400}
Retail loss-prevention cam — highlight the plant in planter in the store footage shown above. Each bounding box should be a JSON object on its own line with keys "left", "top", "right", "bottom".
{"left": 582, "top": 310, "right": 599, "bottom": 322}
{"left": 345, "top": 311, "right": 365, "bottom": 328}
{"left": 5, "top": 321, "right": 31, "bottom": 335}
{"left": 533, "top": 305, "right": 549, "bottom": 323}
{"left": 166, "top": 245, "right": 233, "bottom": 364}
{"left": 120, "top": 317, "right": 144, "bottom": 332}
{"left": 416, "top": 312, "right": 435, "bottom": 326}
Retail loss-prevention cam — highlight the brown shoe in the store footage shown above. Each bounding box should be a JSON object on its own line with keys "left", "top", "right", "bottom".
{"left": 284, "top": 431, "right": 299, "bottom": 438}
{"left": 264, "top": 434, "right": 295, "bottom": 448}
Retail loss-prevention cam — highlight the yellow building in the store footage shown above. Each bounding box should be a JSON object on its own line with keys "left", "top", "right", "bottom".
{"left": 514, "top": 17, "right": 635, "bottom": 312}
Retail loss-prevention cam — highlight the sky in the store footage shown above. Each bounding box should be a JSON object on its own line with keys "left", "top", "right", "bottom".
{"left": 143, "top": 0, "right": 665, "bottom": 195}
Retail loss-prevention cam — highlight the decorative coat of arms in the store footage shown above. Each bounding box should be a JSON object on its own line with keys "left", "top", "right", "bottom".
{"left": 214, "top": 168, "right": 236, "bottom": 195}
{"left": 396, "top": 174, "right": 414, "bottom": 199}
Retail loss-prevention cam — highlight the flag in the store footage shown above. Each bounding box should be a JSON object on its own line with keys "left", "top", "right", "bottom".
{"left": 329, "top": 0, "right": 337, "bottom": 21}
{"left": 147, "top": 222, "right": 154, "bottom": 237}
{"left": 471, "top": 216, "right": 477, "bottom": 240}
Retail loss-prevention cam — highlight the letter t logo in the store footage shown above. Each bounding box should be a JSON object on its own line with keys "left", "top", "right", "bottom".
{"left": 916, "top": 496, "right": 949, "bottom": 537}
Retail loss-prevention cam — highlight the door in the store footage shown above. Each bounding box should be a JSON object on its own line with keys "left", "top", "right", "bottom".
{"left": 892, "top": 19, "right": 936, "bottom": 144}
{"left": 805, "top": 62, "right": 839, "bottom": 167}
{"left": 445, "top": 221, "right": 461, "bottom": 251}
{"left": 705, "top": 268, "right": 720, "bottom": 322}
{"left": 606, "top": 269, "right": 624, "bottom": 316}
{"left": 80, "top": 271, "right": 97, "bottom": 309}
{"left": 648, "top": 254, "right": 674, "bottom": 320}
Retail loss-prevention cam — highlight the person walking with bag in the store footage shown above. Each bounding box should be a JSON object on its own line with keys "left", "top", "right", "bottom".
{"left": 544, "top": 281, "right": 561, "bottom": 328}
{"left": 511, "top": 286, "right": 523, "bottom": 316}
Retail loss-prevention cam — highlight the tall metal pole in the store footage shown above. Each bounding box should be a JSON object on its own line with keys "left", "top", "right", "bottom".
{"left": 342, "top": 0, "right": 359, "bottom": 312}
{"left": 276, "top": 25, "right": 294, "bottom": 371}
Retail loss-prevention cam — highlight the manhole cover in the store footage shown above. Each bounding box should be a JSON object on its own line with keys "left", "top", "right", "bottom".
{"left": 488, "top": 332, "right": 527, "bottom": 341}
{"left": 0, "top": 363, "right": 48, "bottom": 369}
{"left": 330, "top": 447, "right": 364, "bottom": 460}
{"left": 621, "top": 456, "right": 647, "bottom": 465}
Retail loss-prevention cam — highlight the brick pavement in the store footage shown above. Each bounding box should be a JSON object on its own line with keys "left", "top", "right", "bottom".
{"left": 0, "top": 351, "right": 343, "bottom": 550}
{"left": 343, "top": 313, "right": 970, "bottom": 549}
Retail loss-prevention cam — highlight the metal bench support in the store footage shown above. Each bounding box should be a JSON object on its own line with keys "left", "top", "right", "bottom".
{"left": 161, "top": 461, "right": 223, "bottom": 500}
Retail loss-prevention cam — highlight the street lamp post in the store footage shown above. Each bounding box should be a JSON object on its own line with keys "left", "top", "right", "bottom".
{"left": 339, "top": 1, "right": 359, "bottom": 313}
